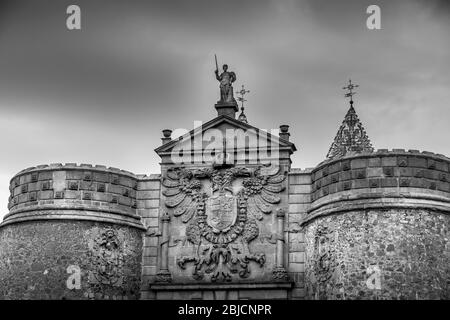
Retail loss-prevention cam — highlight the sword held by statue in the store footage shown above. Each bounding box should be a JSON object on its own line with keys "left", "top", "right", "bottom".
{"left": 214, "top": 54, "right": 219, "bottom": 73}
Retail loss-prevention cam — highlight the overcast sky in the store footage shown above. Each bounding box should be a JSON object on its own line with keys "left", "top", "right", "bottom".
{"left": 0, "top": 0, "right": 449, "bottom": 218}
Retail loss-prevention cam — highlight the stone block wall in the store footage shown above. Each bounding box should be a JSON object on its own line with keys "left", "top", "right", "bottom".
{"left": 287, "top": 168, "right": 312, "bottom": 299}
{"left": 5, "top": 163, "right": 143, "bottom": 229}
{"left": 136, "top": 174, "right": 161, "bottom": 300}
{"left": 310, "top": 149, "right": 450, "bottom": 205}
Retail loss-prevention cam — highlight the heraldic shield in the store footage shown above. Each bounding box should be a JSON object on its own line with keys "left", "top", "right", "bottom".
{"left": 163, "top": 165, "right": 287, "bottom": 281}
{"left": 206, "top": 192, "right": 237, "bottom": 233}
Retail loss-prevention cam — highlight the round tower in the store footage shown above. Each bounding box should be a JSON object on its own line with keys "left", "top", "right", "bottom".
{"left": 0, "top": 164, "right": 145, "bottom": 300}
{"left": 302, "top": 90, "right": 449, "bottom": 299}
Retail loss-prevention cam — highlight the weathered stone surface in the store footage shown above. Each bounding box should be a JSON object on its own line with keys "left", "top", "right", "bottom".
{"left": 303, "top": 209, "right": 449, "bottom": 300}
{"left": 0, "top": 221, "right": 143, "bottom": 300}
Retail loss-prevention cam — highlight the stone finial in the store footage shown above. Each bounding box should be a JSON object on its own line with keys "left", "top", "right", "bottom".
{"left": 162, "top": 129, "right": 172, "bottom": 138}
{"left": 279, "top": 125, "right": 290, "bottom": 141}
{"left": 161, "top": 129, "right": 172, "bottom": 145}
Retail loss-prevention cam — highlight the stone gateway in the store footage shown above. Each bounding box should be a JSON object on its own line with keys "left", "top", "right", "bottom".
{"left": 0, "top": 70, "right": 448, "bottom": 300}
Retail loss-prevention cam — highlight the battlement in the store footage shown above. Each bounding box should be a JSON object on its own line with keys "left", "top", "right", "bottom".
{"left": 3, "top": 163, "right": 164, "bottom": 230}
{"left": 298, "top": 149, "right": 450, "bottom": 228}
{"left": 12, "top": 163, "right": 162, "bottom": 182}
{"left": 317, "top": 149, "right": 450, "bottom": 168}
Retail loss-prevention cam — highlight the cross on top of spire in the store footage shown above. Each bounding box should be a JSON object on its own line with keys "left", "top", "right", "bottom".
{"left": 343, "top": 79, "right": 359, "bottom": 105}
{"left": 236, "top": 85, "right": 250, "bottom": 109}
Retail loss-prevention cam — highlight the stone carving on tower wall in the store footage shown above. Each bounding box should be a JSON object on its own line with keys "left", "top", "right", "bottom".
{"left": 162, "top": 164, "right": 286, "bottom": 282}
{"left": 88, "top": 228, "right": 124, "bottom": 286}
{"left": 308, "top": 225, "right": 338, "bottom": 299}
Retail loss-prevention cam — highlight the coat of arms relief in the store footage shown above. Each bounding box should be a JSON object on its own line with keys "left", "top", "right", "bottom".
{"left": 162, "top": 164, "right": 287, "bottom": 282}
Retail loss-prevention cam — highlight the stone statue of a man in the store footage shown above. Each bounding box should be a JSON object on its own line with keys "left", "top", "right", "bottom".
{"left": 215, "top": 64, "right": 237, "bottom": 104}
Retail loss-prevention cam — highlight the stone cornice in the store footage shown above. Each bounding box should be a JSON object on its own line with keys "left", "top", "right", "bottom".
{"left": 302, "top": 192, "right": 450, "bottom": 226}
{"left": 0, "top": 207, "right": 145, "bottom": 230}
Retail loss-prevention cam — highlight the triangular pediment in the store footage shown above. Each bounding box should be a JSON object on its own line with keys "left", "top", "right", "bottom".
{"left": 155, "top": 115, "right": 296, "bottom": 166}
{"left": 156, "top": 115, "right": 295, "bottom": 154}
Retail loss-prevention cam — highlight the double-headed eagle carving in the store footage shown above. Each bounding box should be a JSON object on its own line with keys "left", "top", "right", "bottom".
{"left": 162, "top": 164, "right": 286, "bottom": 282}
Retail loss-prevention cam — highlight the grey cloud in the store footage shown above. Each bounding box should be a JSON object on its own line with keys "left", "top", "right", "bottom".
{"left": 0, "top": 0, "right": 449, "bottom": 217}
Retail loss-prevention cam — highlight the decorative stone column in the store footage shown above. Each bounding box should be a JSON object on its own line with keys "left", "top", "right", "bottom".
{"left": 156, "top": 212, "right": 172, "bottom": 283}
{"left": 272, "top": 208, "right": 289, "bottom": 281}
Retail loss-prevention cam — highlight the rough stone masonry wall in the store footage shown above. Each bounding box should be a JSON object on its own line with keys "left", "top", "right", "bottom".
{"left": 287, "top": 168, "right": 312, "bottom": 299}
{"left": 304, "top": 209, "right": 449, "bottom": 300}
{"left": 303, "top": 150, "right": 450, "bottom": 300}
{"left": 0, "top": 220, "right": 143, "bottom": 300}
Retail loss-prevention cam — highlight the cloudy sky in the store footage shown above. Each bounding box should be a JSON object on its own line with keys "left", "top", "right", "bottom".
{"left": 0, "top": 0, "right": 449, "bottom": 218}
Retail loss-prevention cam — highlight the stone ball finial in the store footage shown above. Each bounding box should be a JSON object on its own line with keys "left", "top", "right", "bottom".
{"left": 279, "top": 125, "right": 289, "bottom": 133}
{"left": 162, "top": 129, "right": 172, "bottom": 138}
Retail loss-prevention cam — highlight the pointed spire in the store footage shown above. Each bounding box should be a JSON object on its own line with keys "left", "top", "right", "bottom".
{"left": 326, "top": 80, "right": 374, "bottom": 159}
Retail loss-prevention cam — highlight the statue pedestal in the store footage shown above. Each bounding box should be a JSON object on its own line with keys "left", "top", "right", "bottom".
{"left": 215, "top": 101, "right": 239, "bottom": 118}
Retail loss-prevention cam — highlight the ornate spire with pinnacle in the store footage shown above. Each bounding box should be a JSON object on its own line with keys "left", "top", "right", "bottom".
{"left": 236, "top": 84, "right": 249, "bottom": 123}
{"left": 326, "top": 80, "right": 374, "bottom": 159}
